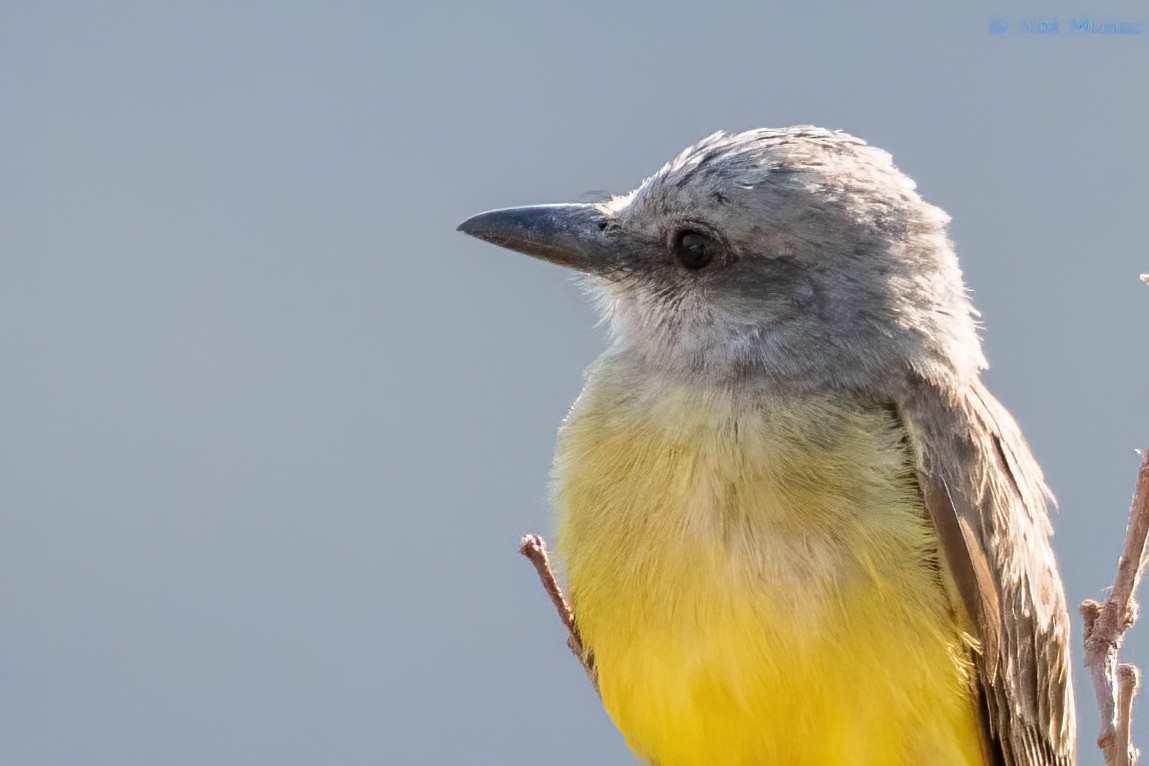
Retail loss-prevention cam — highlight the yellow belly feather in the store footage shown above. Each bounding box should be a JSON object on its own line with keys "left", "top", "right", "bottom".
{"left": 552, "top": 368, "right": 986, "bottom": 766}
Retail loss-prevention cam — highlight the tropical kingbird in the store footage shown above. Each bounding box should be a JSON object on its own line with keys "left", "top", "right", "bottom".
{"left": 458, "top": 126, "right": 1075, "bottom": 766}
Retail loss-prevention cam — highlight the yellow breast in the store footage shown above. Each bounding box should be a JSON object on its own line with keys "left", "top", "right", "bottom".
{"left": 552, "top": 366, "right": 986, "bottom": 766}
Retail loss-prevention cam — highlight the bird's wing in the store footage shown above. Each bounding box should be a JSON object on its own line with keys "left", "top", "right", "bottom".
{"left": 897, "top": 373, "right": 1076, "bottom": 766}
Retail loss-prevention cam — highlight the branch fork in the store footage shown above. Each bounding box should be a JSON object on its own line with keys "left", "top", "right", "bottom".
{"left": 1082, "top": 450, "right": 1149, "bottom": 765}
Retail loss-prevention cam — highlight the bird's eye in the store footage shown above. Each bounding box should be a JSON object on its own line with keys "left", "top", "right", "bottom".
{"left": 672, "top": 229, "right": 719, "bottom": 270}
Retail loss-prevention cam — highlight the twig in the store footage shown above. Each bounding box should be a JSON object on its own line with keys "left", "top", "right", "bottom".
{"left": 519, "top": 534, "right": 598, "bottom": 691}
{"left": 1117, "top": 664, "right": 1142, "bottom": 763}
{"left": 1082, "top": 449, "right": 1149, "bottom": 765}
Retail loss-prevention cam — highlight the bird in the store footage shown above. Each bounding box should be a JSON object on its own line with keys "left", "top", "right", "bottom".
{"left": 458, "top": 126, "right": 1075, "bottom": 766}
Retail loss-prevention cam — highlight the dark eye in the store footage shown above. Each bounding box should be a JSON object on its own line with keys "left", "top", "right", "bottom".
{"left": 673, "top": 229, "right": 719, "bottom": 270}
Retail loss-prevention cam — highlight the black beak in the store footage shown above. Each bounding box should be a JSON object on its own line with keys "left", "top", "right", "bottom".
{"left": 457, "top": 203, "right": 617, "bottom": 275}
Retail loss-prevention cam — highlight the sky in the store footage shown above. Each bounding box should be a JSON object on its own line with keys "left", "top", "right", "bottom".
{"left": 2, "top": 2, "right": 1148, "bottom": 764}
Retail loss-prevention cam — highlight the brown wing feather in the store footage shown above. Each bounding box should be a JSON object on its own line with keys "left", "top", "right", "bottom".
{"left": 897, "top": 373, "right": 1075, "bottom": 766}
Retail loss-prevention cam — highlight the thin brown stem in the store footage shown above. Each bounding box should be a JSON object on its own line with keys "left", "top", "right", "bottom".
{"left": 1083, "top": 449, "right": 1149, "bottom": 765}
{"left": 1116, "top": 664, "right": 1141, "bottom": 766}
{"left": 519, "top": 534, "right": 598, "bottom": 691}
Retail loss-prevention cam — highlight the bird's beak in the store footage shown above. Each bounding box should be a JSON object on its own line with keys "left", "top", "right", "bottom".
{"left": 457, "top": 203, "right": 617, "bottom": 275}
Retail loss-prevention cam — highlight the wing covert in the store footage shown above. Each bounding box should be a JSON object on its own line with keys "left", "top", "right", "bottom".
{"left": 897, "top": 374, "right": 1075, "bottom": 766}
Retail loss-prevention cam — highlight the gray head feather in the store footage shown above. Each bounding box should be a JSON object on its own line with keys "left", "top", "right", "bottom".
{"left": 588, "top": 126, "right": 986, "bottom": 392}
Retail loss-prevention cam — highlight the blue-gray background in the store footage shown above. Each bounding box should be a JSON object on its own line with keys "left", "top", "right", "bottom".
{"left": 2, "top": 2, "right": 1147, "bottom": 764}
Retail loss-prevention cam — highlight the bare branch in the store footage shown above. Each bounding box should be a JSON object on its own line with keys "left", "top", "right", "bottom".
{"left": 1117, "top": 664, "right": 1142, "bottom": 766}
{"left": 519, "top": 534, "right": 598, "bottom": 691}
{"left": 1083, "top": 449, "right": 1149, "bottom": 765}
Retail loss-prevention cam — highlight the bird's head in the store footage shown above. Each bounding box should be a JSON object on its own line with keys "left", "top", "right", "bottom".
{"left": 459, "top": 127, "right": 985, "bottom": 391}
